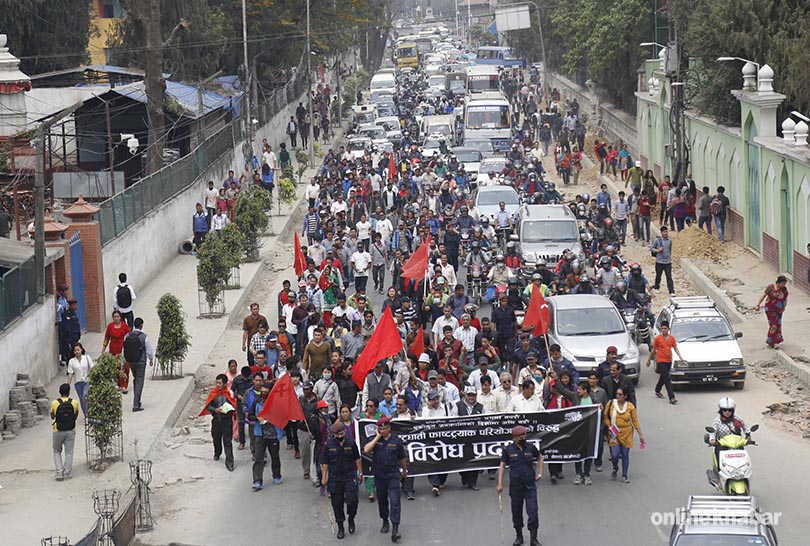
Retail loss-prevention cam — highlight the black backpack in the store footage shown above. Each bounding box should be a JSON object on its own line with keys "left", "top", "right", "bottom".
{"left": 123, "top": 331, "right": 145, "bottom": 363}
{"left": 117, "top": 285, "right": 132, "bottom": 308}
{"left": 55, "top": 398, "right": 77, "bottom": 431}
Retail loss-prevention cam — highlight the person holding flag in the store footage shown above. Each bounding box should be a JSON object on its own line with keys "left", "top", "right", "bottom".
{"left": 320, "top": 420, "right": 363, "bottom": 539}
{"left": 251, "top": 382, "right": 283, "bottom": 489}
{"left": 200, "top": 374, "right": 238, "bottom": 472}
{"left": 294, "top": 232, "right": 308, "bottom": 278}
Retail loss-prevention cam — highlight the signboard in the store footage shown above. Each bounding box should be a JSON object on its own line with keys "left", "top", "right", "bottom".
{"left": 495, "top": 4, "right": 532, "bottom": 32}
{"left": 357, "top": 407, "right": 601, "bottom": 477}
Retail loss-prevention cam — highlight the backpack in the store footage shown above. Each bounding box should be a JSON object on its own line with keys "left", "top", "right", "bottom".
{"left": 55, "top": 398, "right": 77, "bottom": 431}
{"left": 116, "top": 285, "right": 132, "bottom": 308}
{"left": 709, "top": 196, "right": 724, "bottom": 216}
{"left": 651, "top": 236, "right": 662, "bottom": 257}
{"left": 279, "top": 149, "right": 290, "bottom": 163}
{"left": 123, "top": 331, "right": 145, "bottom": 363}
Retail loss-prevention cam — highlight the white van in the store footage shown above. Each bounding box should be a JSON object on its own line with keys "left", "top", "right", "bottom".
{"left": 370, "top": 73, "right": 397, "bottom": 94}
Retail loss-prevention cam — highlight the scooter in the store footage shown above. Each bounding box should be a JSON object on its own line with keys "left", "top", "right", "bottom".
{"left": 704, "top": 424, "right": 758, "bottom": 495}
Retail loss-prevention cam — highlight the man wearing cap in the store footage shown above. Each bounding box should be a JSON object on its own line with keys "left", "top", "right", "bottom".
{"left": 457, "top": 386, "right": 484, "bottom": 490}
{"left": 491, "top": 294, "right": 518, "bottom": 363}
{"left": 595, "top": 346, "right": 625, "bottom": 379}
{"left": 497, "top": 425, "right": 543, "bottom": 546}
{"left": 363, "top": 416, "right": 408, "bottom": 542}
{"left": 321, "top": 420, "right": 363, "bottom": 538}
{"left": 467, "top": 356, "right": 502, "bottom": 391}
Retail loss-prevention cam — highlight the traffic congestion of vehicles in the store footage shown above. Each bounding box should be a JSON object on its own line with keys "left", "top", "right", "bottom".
{"left": 338, "top": 25, "right": 783, "bottom": 539}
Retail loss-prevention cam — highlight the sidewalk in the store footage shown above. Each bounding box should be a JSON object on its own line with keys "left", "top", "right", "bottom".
{"left": 0, "top": 151, "right": 322, "bottom": 543}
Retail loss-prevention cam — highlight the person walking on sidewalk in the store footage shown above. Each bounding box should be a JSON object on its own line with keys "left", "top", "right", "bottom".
{"left": 363, "top": 415, "right": 408, "bottom": 542}
{"left": 252, "top": 382, "right": 283, "bottom": 489}
{"left": 710, "top": 186, "right": 730, "bottom": 243}
{"left": 201, "top": 373, "right": 237, "bottom": 471}
{"left": 320, "top": 420, "right": 363, "bottom": 539}
{"left": 51, "top": 383, "right": 79, "bottom": 481}
{"left": 496, "top": 425, "right": 543, "bottom": 546}
{"left": 123, "top": 317, "right": 154, "bottom": 412}
{"left": 112, "top": 273, "right": 136, "bottom": 328}
{"left": 646, "top": 320, "right": 685, "bottom": 405}
{"left": 67, "top": 343, "right": 93, "bottom": 418}
{"left": 754, "top": 275, "right": 789, "bottom": 349}
{"left": 102, "top": 310, "right": 130, "bottom": 393}
{"left": 650, "top": 226, "right": 675, "bottom": 295}
{"left": 696, "top": 186, "right": 713, "bottom": 235}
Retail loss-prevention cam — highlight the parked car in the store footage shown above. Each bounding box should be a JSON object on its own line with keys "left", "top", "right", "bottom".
{"left": 654, "top": 296, "right": 746, "bottom": 389}
{"left": 547, "top": 294, "right": 640, "bottom": 383}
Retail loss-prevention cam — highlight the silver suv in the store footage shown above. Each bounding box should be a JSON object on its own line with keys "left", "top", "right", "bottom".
{"left": 669, "top": 496, "right": 778, "bottom": 545}
{"left": 516, "top": 205, "right": 583, "bottom": 271}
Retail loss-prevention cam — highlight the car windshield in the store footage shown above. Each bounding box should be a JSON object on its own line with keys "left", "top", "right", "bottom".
{"left": 466, "top": 140, "right": 494, "bottom": 153}
{"left": 481, "top": 159, "right": 507, "bottom": 172}
{"left": 477, "top": 190, "right": 518, "bottom": 207}
{"left": 359, "top": 127, "right": 385, "bottom": 139}
{"left": 455, "top": 150, "right": 482, "bottom": 163}
{"left": 424, "top": 138, "right": 442, "bottom": 149}
{"left": 521, "top": 220, "right": 579, "bottom": 242}
{"left": 397, "top": 46, "right": 416, "bottom": 57}
{"left": 671, "top": 317, "right": 734, "bottom": 342}
{"left": 556, "top": 308, "right": 625, "bottom": 336}
{"left": 371, "top": 78, "right": 395, "bottom": 89}
{"left": 377, "top": 120, "right": 400, "bottom": 131}
{"left": 348, "top": 140, "right": 368, "bottom": 151}
{"left": 465, "top": 105, "right": 510, "bottom": 129}
{"left": 674, "top": 535, "right": 769, "bottom": 545}
{"left": 429, "top": 76, "right": 445, "bottom": 87}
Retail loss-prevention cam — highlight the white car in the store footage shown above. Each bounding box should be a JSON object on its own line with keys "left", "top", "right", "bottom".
{"left": 654, "top": 296, "right": 746, "bottom": 389}
{"left": 475, "top": 156, "right": 508, "bottom": 185}
{"left": 474, "top": 185, "right": 520, "bottom": 222}
{"left": 347, "top": 137, "right": 372, "bottom": 160}
{"left": 450, "top": 146, "right": 482, "bottom": 180}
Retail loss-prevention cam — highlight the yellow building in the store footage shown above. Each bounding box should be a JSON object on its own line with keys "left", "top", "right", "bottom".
{"left": 89, "top": 0, "right": 126, "bottom": 65}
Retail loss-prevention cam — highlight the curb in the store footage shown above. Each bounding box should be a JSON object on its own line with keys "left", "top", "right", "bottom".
{"left": 144, "top": 376, "right": 195, "bottom": 462}
{"left": 678, "top": 259, "right": 746, "bottom": 325}
{"left": 774, "top": 350, "right": 810, "bottom": 387}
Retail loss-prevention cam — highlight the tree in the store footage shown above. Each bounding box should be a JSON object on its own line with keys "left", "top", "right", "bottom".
{"left": 196, "top": 231, "right": 230, "bottom": 314}
{"left": 0, "top": 1, "right": 92, "bottom": 74}
{"left": 154, "top": 293, "right": 192, "bottom": 378}
{"left": 87, "top": 353, "right": 123, "bottom": 469}
{"left": 119, "top": 0, "right": 187, "bottom": 175}
{"left": 233, "top": 186, "right": 271, "bottom": 261}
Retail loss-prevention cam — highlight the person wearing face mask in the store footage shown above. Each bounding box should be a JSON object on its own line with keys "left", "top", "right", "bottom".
{"left": 315, "top": 367, "right": 341, "bottom": 418}
{"left": 497, "top": 426, "right": 544, "bottom": 546}
{"left": 315, "top": 400, "right": 335, "bottom": 493}
{"left": 320, "top": 420, "right": 363, "bottom": 539}
{"left": 251, "top": 382, "right": 283, "bottom": 489}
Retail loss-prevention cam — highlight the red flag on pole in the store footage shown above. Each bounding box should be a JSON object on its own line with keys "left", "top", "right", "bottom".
{"left": 522, "top": 286, "right": 551, "bottom": 335}
{"left": 294, "top": 232, "right": 307, "bottom": 277}
{"left": 401, "top": 234, "right": 430, "bottom": 281}
{"left": 256, "top": 372, "right": 305, "bottom": 428}
{"left": 408, "top": 325, "right": 425, "bottom": 357}
{"left": 388, "top": 152, "right": 396, "bottom": 181}
{"left": 318, "top": 271, "right": 331, "bottom": 292}
{"left": 352, "top": 307, "right": 403, "bottom": 389}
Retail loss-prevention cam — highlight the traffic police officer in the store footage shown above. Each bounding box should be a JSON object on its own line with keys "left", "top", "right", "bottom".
{"left": 496, "top": 425, "right": 543, "bottom": 546}
{"left": 320, "top": 420, "right": 363, "bottom": 539}
{"left": 363, "top": 415, "right": 407, "bottom": 542}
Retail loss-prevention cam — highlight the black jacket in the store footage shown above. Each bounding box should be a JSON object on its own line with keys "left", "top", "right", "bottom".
{"left": 600, "top": 374, "right": 636, "bottom": 406}
{"left": 456, "top": 401, "right": 484, "bottom": 416}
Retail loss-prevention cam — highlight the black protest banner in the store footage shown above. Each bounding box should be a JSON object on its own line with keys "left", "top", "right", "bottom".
{"left": 357, "top": 406, "right": 601, "bottom": 477}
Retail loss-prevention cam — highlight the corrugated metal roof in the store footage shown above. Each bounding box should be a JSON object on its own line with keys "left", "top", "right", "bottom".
{"left": 110, "top": 80, "right": 239, "bottom": 119}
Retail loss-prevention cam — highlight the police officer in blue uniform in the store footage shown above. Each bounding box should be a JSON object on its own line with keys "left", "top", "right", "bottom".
{"left": 363, "top": 415, "right": 408, "bottom": 543}
{"left": 320, "top": 420, "right": 363, "bottom": 539}
{"left": 497, "top": 425, "right": 544, "bottom": 546}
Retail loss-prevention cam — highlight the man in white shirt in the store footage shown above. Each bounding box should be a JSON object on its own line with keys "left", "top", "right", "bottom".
{"left": 330, "top": 194, "right": 348, "bottom": 215}
{"left": 431, "top": 305, "right": 459, "bottom": 347}
{"left": 204, "top": 180, "right": 219, "bottom": 226}
{"left": 506, "top": 380, "right": 545, "bottom": 412}
{"left": 375, "top": 212, "right": 394, "bottom": 244}
{"left": 439, "top": 254, "right": 457, "bottom": 287}
{"left": 421, "top": 389, "right": 452, "bottom": 496}
{"left": 478, "top": 375, "right": 498, "bottom": 413}
{"left": 112, "top": 272, "right": 137, "bottom": 327}
{"left": 467, "top": 356, "right": 502, "bottom": 391}
{"left": 436, "top": 370, "right": 460, "bottom": 407}
{"left": 494, "top": 372, "right": 520, "bottom": 412}
{"left": 350, "top": 241, "right": 372, "bottom": 292}
{"left": 614, "top": 190, "right": 630, "bottom": 245}
{"left": 305, "top": 178, "right": 321, "bottom": 207}
{"left": 453, "top": 315, "right": 478, "bottom": 370}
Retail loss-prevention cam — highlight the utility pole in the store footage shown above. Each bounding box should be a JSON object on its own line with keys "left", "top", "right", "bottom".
{"left": 307, "top": 0, "right": 314, "bottom": 164}
{"left": 104, "top": 99, "right": 116, "bottom": 195}
{"left": 241, "top": 0, "right": 252, "bottom": 157}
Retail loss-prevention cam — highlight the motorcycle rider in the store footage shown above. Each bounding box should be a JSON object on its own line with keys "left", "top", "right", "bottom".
{"left": 472, "top": 226, "right": 491, "bottom": 251}
{"left": 507, "top": 142, "right": 523, "bottom": 164}
{"left": 595, "top": 255, "right": 621, "bottom": 293}
{"left": 709, "top": 397, "right": 750, "bottom": 468}
{"left": 571, "top": 274, "right": 597, "bottom": 295}
{"left": 610, "top": 280, "right": 643, "bottom": 310}
{"left": 505, "top": 242, "right": 522, "bottom": 271}
{"left": 542, "top": 181, "right": 563, "bottom": 204}
{"left": 488, "top": 255, "right": 513, "bottom": 287}
{"left": 456, "top": 205, "right": 477, "bottom": 231}
{"left": 625, "top": 263, "right": 652, "bottom": 297}
{"left": 506, "top": 277, "right": 528, "bottom": 311}
{"left": 465, "top": 241, "right": 491, "bottom": 282}
{"left": 480, "top": 217, "right": 497, "bottom": 242}
{"left": 534, "top": 259, "right": 556, "bottom": 288}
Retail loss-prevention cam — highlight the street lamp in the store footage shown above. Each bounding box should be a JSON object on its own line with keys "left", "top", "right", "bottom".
{"left": 639, "top": 42, "right": 667, "bottom": 58}
{"left": 717, "top": 56, "right": 760, "bottom": 91}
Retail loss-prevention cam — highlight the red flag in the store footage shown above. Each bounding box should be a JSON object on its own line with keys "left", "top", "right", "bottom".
{"left": 352, "top": 307, "right": 403, "bottom": 389}
{"left": 199, "top": 387, "right": 237, "bottom": 417}
{"left": 388, "top": 153, "right": 396, "bottom": 181}
{"left": 401, "top": 234, "right": 430, "bottom": 281}
{"left": 522, "top": 285, "right": 550, "bottom": 335}
{"left": 256, "top": 372, "right": 305, "bottom": 428}
{"left": 294, "top": 232, "right": 306, "bottom": 277}
{"left": 408, "top": 325, "right": 425, "bottom": 357}
{"left": 318, "top": 271, "right": 331, "bottom": 292}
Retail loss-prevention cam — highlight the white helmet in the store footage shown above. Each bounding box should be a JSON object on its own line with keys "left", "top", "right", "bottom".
{"left": 717, "top": 397, "right": 736, "bottom": 411}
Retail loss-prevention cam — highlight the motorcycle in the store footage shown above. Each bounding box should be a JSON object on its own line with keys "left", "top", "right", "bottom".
{"left": 634, "top": 295, "right": 653, "bottom": 350}
{"left": 704, "top": 424, "right": 759, "bottom": 496}
{"left": 460, "top": 229, "right": 471, "bottom": 257}
{"left": 469, "top": 263, "right": 486, "bottom": 305}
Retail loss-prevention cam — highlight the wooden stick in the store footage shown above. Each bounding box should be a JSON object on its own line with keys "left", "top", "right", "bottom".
{"left": 498, "top": 492, "right": 505, "bottom": 545}
{"left": 326, "top": 489, "right": 336, "bottom": 533}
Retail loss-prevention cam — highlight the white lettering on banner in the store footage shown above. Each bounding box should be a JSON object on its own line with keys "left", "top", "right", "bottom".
{"left": 427, "top": 429, "right": 477, "bottom": 440}
{"left": 564, "top": 411, "right": 583, "bottom": 422}
{"left": 407, "top": 440, "right": 467, "bottom": 462}
{"left": 472, "top": 441, "right": 511, "bottom": 459}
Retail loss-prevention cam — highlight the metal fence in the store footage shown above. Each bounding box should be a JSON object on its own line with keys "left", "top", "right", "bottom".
{"left": 0, "top": 256, "right": 37, "bottom": 332}
{"left": 98, "top": 73, "right": 305, "bottom": 246}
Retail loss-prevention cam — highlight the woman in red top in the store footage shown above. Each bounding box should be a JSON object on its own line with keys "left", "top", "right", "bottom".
{"left": 102, "top": 310, "right": 130, "bottom": 392}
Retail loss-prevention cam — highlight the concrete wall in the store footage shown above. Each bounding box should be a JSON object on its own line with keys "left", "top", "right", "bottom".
{"left": 100, "top": 95, "right": 305, "bottom": 306}
{"left": 0, "top": 302, "right": 58, "bottom": 416}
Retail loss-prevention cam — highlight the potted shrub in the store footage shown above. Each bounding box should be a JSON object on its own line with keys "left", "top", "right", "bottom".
{"left": 218, "top": 224, "right": 246, "bottom": 289}
{"left": 277, "top": 176, "right": 298, "bottom": 216}
{"left": 196, "top": 232, "right": 230, "bottom": 316}
{"left": 86, "top": 352, "right": 123, "bottom": 470}
{"left": 154, "top": 293, "right": 192, "bottom": 379}
{"left": 233, "top": 187, "right": 270, "bottom": 262}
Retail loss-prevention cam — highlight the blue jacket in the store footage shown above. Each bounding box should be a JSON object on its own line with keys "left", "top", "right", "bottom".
{"left": 193, "top": 211, "right": 208, "bottom": 233}
{"left": 542, "top": 356, "right": 580, "bottom": 386}
{"left": 253, "top": 399, "right": 286, "bottom": 439}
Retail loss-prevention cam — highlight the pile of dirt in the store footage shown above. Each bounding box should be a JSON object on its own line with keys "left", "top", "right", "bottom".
{"left": 751, "top": 358, "right": 810, "bottom": 438}
{"left": 672, "top": 226, "right": 733, "bottom": 264}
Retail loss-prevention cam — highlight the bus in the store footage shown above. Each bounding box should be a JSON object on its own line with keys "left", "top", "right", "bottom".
{"left": 475, "top": 46, "right": 526, "bottom": 68}
{"left": 415, "top": 36, "right": 433, "bottom": 54}
{"left": 463, "top": 96, "right": 511, "bottom": 152}
{"left": 394, "top": 42, "right": 419, "bottom": 69}
{"left": 465, "top": 65, "right": 501, "bottom": 95}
